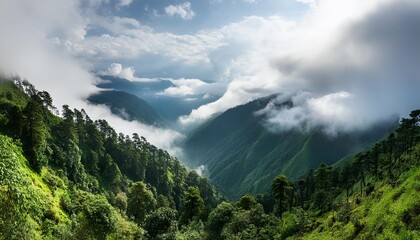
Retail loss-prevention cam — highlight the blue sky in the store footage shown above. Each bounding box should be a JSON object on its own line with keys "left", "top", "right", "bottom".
{"left": 1, "top": 0, "right": 419, "bottom": 153}
{"left": 118, "top": 0, "right": 306, "bottom": 33}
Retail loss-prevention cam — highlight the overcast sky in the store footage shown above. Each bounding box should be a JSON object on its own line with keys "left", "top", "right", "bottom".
{"left": 0, "top": 0, "right": 419, "bottom": 152}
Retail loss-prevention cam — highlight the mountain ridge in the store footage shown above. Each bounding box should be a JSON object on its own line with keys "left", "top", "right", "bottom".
{"left": 183, "top": 95, "right": 397, "bottom": 198}
{"left": 88, "top": 90, "right": 168, "bottom": 127}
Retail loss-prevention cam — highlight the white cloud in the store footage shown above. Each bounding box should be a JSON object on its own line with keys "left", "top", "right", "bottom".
{"left": 63, "top": 16, "right": 225, "bottom": 65}
{"left": 178, "top": 16, "right": 294, "bottom": 125}
{"left": 165, "top": 2, "right": 196, "bottom": 20}
{"left": 101, "top": 63, "right": 158, "bottom": 82}
{"left": 117, "top": 0, "right": 132, "bottom": 7}
{"left": 295, "top": 0, "right": 317, "bottom": 8}
{"left": 179, "top": 0, "right": 420, "bottom": 135}
{"left": 2, "top": 0, "right": 419, "bottom": 144}
{"left": 158, "top": 78, "right": 224, "bottom": 98}
{"left": 84, "top": 104, "right": 184, "bottom": 156}
{"left": 0, "top": 0, "right": 184, "bottom": 155}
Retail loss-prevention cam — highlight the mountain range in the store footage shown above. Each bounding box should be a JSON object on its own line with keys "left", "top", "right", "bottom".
{"left": 87, "top": 86, "right": 397, "bottom": 198}
{"left": 182, "top": 95, "right": 397, "bottom": 198}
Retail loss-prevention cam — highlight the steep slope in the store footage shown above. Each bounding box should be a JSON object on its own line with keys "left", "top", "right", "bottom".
{"left": 0, "top": 78, "right": 223, "bottom": 239}
{"left": 88, "top": 90, "right": 168, "bottom": 127}
{"left": 184, "top": 95, "right": 396, "bottom": 198}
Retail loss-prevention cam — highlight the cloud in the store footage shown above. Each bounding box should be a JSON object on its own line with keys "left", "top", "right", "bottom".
{"left": 158, "top": 78, "right": 225, "bottom": 98}
{"left": 178, "top": 16, "right": 295, "bottom": 125}
{"left": 261, "top": 0, "right": 420, "bottom": 135}
{"left": 165, "top": 2, "right": 196, "bottom": 20}
{"left": 83, "top": 104, "right": 184, "bottom": 156}
{"left": 179, "top": 0, "right": 420, "bottom": 135}
{"left": 0, "top": 0, "right": 183, "bottom": 155}
{"left": 63, "top": 16, "right": 225, "bottom": 66}
{"left": 295, "top": 0, "right": 317, "bottom": 7}
{"left": 2, "top": 0, "right": 419, "bottom": 146}
{"left": 117, "top": 0, "right": 132, "bottom": 7}
{"left": 101, "top": 63, "right": 158, "bottom": 82}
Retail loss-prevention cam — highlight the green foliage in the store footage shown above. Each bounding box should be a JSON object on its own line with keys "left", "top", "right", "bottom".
{"left": 0, "top": 79, "right": 222, "bottom": 239}
{"left": 272, "top": 175, "right": 292, "bottom": 216}
{"left": 144, "top": 207, "right": 178, "bottom": 239}
{"left": 206, "top": 202, "right": 236, "bottom": 239}
{"left": 237, "top": 194, "right": 258, "bottom": 210}
{"left": 127, "top": 181, "right": 156, "bottom": 224}
{"left": 0, "top": 79, "right": 418, "bottom": 240}
{"left": 115, "top": 191, "right": 128, "bottom": 214}
{"left": 74, "top": 193, "right": 117, "bottom": 239}
{"left": 180, "top": 186, "right": 204, "bottom": 225}
{"left": 176, "top": 220, "right": 205, "bottom": 240}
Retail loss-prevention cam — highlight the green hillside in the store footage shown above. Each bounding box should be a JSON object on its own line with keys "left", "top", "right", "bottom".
{"left": 184, "top": 96, "right": 396, "bottom": 198}
{"left": 88, "top": 90, "right": 168, "bottom": 127}
{"left": 1, "top": 77, "right": 419, "bottom": 240}
{"left": 0, "top": 78, "right": 223, "bottom": 239}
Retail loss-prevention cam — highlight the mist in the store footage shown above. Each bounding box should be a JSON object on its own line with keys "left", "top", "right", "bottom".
{"left": 262, "top": 0, "right": 420, "bottom": 135}
{"left": 0, "top": 0, "right": 183, "bottom": 155}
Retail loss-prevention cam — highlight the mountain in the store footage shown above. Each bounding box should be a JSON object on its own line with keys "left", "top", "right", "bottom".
{"left": 183, "top": 95, "right": 397, "bottom": 198}
{"left": 96, "top": 76, "right": 220, "bottom": 125}
{"left": 1, "top": 77, "right": 419, "bottom": 240}
{"left": 88, "top": 90, "right": 168, "bottom": 127}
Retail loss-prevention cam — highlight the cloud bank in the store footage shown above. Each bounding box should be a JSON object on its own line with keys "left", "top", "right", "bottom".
{"left": 262, "top": 0, "right": 420, "bottom": 135}
{"left": 179, "top": 0, "right": 420, "bottom": 135}
{"left": 1, "top": 0, "right": 419, "bottom": 150}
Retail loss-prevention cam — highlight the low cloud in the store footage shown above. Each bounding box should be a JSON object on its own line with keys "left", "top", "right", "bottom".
{"left": 0, "top": 0, "right": 184, "bottom": 155}
{"left": 194, "top": 165, "right": 208, "bottom": 177}
{"left": 158, "top": 78, "right": 224, "bottom": 99}
{"left": 180, "top": 0, "right": 420, "bottom": 135}
{"left": 101, "top": 63, "right": 158, "bottom": 82}
{"left": 262, "top": 0, "right": 420, "bottom": 135}
{"left": 84, "top": 104, "right": 184, "bottom": 156}
{"left": 165, "top": 2, "right": 196, "bottom": 20}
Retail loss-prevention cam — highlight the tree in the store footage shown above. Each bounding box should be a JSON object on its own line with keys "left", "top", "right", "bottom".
{"left": 353, "top": 152, "right": 367, "bottom": 196}
{"left": 127, "top": 181, "right": 156, "bottom": 224}
{"left": 22, "top": 97, "right": 48, "bottom": 170}
{"left": 206, "top": 202, "right": 235, "bottom": 239}
{"left": 76, "top": 194, "right": 117, "bottom": 240}
{"left": 314, "top": 163, "right": 331, "bottom": 191}
{"left": 115, "top": 192, "right": 128, "bottom": 214}
{"left": 144, "top": 207, "right": 177, "bottom": 239}
{"left": 237, "top": 194, "right": 258, "bottom": 210}
{"left": 271, "top": 175, "right": 292, "bottom": 217}
{"left": 180, "top": 186, "right": 204, "bottom": 225}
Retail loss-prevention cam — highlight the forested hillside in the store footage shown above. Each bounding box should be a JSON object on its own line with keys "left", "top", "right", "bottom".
{"left": 184, "top": 95, "right": 396, "bottom": 198}
{"left": 0, "top": 77, "right": 418, "bottom": 240}
{"left": 0, "top": 78, "right": 222, "bottom": 239}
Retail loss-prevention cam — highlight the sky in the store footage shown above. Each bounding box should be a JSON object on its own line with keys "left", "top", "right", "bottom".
{"left": 0, "top": 0, "right": 419, "bottom": 154}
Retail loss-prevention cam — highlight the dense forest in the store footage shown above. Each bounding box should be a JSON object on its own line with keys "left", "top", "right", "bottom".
{"left": 0, "top": 77, "right": 419, "bottom": 239}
